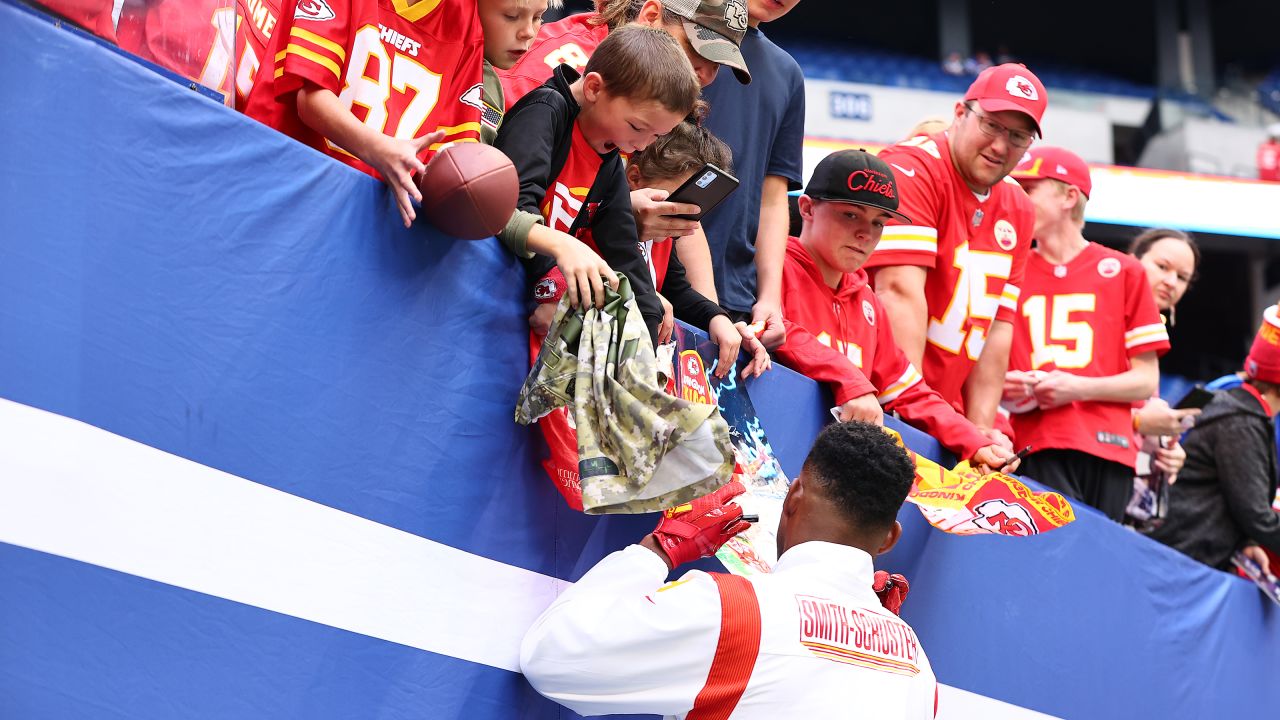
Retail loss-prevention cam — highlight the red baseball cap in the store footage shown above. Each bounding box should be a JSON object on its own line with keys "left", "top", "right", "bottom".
{"left": 1011, "top": 145, "right": 1092, "bottom": 198}
{"left": 964, "top": 64, "right": 1048, "bottom": 136}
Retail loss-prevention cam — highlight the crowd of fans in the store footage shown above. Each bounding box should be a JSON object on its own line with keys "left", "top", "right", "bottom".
{"left": 36, "top": 0, "right": 1280, "bottom": 592}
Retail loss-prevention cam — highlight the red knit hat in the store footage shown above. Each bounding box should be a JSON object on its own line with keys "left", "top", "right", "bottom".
{"left": 1245, "top": 304, "right": 1280, "bottom": 383}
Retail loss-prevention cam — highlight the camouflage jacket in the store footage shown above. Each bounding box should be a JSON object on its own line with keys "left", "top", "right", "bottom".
{"left": 516, "top": 275, "right": 734, "bottom": 514}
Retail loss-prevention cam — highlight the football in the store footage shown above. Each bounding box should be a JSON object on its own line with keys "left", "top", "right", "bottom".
{"left": 418, "top": 143, "right": 519, "bottom": 240}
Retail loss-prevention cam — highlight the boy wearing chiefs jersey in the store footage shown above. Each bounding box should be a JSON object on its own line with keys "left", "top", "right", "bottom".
{"left": 494, "top": 26, "right": 701, "bottom": 344}
{"left": 777, "top": 150, "right": 1015, "bottom": 470}
{"left": 1005, "top": 146, "right": 1169, "bottom": 521}
{"left": 499, "top": 0, "right": 751, "bottom": 291}
{"left": 244, "top": 0, "right": 485, "bottom": 228}
{"left": 866, "top": 65, "right": 1045, "bottom": 446}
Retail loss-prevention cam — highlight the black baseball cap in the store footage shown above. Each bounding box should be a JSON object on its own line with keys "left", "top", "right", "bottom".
{"left": 804, "top": 149, "right": 912, "bottom": 224}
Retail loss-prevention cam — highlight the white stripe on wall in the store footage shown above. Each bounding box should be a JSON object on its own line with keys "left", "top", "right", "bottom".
{"left": 0, "top": 398, "right": 566, "bottom": 673}
{"left": 0, "top": 398, "right": 1061, "bottom": 719}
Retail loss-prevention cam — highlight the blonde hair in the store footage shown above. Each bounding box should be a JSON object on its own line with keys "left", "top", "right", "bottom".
{"left": 584, "top": 25, "right": 699, "bottom": 113}
{"left": 1045, "top": 178, "right": 1088, "bottom": 226}
{"left": 905, "top": 117, "right": 949, "bottom": 140}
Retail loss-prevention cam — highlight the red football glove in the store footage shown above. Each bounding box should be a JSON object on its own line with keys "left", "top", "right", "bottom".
{"left": 873, "top": 570, "right": 910, "bottom": 616}
{"left": 651, "top": 482, "right": 751, "bottom": 568}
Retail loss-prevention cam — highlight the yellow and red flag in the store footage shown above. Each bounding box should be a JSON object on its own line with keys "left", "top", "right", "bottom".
{"left": 888, "top": 430, "right": 1075, "bottom": 536}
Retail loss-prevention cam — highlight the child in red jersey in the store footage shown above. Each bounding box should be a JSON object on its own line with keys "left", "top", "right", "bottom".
{"left": 777, "top": 150, "right": 1015, "bottom": 470}
{"left": 494, "top": 25, "right": 701, "bottom": 343}
{"left": 477, "top": 0, "right": 561, "bottom": 144}
{"left": 530, "top": 118, "right": 769, "bottom": 376}
{"left": 1005, "top": 146, "right": 1169, "bottom": 521}
{"left": 244, "top": 0, "right": 485, "bottom": 228}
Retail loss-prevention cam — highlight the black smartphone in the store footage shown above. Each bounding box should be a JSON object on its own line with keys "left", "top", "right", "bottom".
{"left": 663, "top": 163, "right": 740, "bottom": 221}
{"left": 1174, "top": 387, "right": 1214, "bottom": 410}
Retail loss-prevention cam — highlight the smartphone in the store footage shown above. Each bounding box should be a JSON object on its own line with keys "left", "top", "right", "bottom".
{"left": 1174, "top": 387, "right": 1214, "bottom": 410}
{"left": 664, "top": 163, "right": 740, "bottom": 221}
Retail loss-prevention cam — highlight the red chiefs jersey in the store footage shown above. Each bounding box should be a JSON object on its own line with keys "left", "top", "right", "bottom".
{"left": 540, "top": 123, "right": 602, "bottom": 235}
{"left": 643, "top": 238, "right": 673, "bottom": 292}
{"left": 244, "top": 0, "right": 484, "bottom": 176}
{"left": 866, "top": 132, "right": 1035, "bottom": 412}
{"left": 1259, "top": 141, "right": 1280, "bottom": 182}
{"left": 118, "top": 0, "right": 278, "bottom": 109}
{"left": 498, "top": 12, "right": 606, "bottom": 109}
{"left": 1009, "top": 243, "right": 1170, "bottom": 467}
{"left": 778, "top": 237, "right": 992, "bottom": 459}
{"left": 37, "top": 0, "right": 117, "bottom": 42}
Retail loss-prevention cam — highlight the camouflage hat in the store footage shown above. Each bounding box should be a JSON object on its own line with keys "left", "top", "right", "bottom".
{"left": 662, "top": 0, "right": 751, "bottom": 84}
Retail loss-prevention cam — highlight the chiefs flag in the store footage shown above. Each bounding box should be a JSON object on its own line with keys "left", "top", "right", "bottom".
{"left": 887, "top": 430, "right": 1075, "bottom": 536}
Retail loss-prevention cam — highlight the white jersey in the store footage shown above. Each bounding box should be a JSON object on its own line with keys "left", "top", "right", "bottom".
{"left": 520, "top": 541, "right": 937, "bottom": 719}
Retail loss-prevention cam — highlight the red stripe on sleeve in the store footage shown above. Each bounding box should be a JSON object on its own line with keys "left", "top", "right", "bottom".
{"left": 686, "top": 573, "right": 762, "bottom": 720}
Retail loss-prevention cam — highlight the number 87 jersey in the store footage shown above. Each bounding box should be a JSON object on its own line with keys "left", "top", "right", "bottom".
{"left": 244, "top": 0, "right": 484, "bottom": 176}
{"left": 865, "top": 132, "right": 1035, "bottom": 412}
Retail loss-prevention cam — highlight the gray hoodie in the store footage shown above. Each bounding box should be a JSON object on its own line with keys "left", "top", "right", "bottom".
{"left": 1145, "top": 386, "right": 1280, "bottom": 570}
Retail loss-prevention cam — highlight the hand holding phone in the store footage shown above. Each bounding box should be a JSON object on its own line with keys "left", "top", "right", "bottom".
{"left": 663, "top": 163, "right": 740, "bottom": 221}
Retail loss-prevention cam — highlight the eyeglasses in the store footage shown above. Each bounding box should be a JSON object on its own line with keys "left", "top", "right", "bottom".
{"left": 963, "top": 103, "right": 1036, "bottom": 149}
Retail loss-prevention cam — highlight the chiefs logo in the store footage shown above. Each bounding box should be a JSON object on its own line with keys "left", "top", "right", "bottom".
{"left": 1006, "top": 75, "right": 1039, "bottom": 101}
{"left": 862, "top": 299, "right": 876, "bottom": 326}
{"left": 1097, "top": 257, "right": 1121, "bottom": 278}
{"left": 962, "top": 499, "right": 1039, "bottom": 536}
{"left": 678, "top": 350, "right": 712, "bottom": 404}
{"left": 721, "top": 0, "right": 749, "bottom": 32}
{"left": 993, "top": 219, "right": 1018, "bottom": 251}
{"left": 294, "top": 0, "right": 335, "bottom": 21}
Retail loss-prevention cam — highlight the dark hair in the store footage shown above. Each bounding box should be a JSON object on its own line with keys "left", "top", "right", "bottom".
{"left": 584, "top": 25, "right": 699, "bottom": 114}
{"left": 1248, "top": 379, "right": 1280, "bottom": 396}
{"left": 801, "top": 422, "right": 915, "bottom": 530}
{"left": 1128, "top": 227, "right": 1201, "bottom": 278}
{"left": 628, "top": 119, "right": 732, "bottom": 182}
{"left": 592, "top": 0, "right": 682, "bottom": 30}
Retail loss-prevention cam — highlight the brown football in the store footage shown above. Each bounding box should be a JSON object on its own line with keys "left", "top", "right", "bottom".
{"left": 417, "top": 143, "right": 519, "bottom": 240}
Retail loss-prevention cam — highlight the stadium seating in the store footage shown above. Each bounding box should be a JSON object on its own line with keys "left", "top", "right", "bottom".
{"left": 781, "top": 41, "right": 1236, "bottom": 122}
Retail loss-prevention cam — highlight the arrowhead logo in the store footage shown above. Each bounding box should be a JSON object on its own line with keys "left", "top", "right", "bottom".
{"left": 295, "top": 0, "right": 335, "bottom": 21}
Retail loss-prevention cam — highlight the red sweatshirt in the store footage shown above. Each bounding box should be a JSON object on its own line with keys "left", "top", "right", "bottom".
{"left": 778, "top": 236, "right": 992, "bottom": 459}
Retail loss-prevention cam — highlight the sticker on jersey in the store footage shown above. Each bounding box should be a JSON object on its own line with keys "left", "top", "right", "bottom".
{"left": 1097, "top": 257, "right": 1122, "bottom": 278}
{"left": 724, "top": 0, "right": 749, "bottom": 32}
{"left": 847, "top": 169, "right": 896, "bottom": 199}
{"left": 993, "top": 219, "right": 1017, "bottom": 251}
{"left": 294, "top": 0, "right": 335, "bottom": 21}
{"left": 1006, "top": 75, "right": 1039, "bottom": 101}
{"left": 677, "top": 350, "right": 712, "bottom": 404}
{"left": 862, "top": 300, "right": 876, "bottom": 326}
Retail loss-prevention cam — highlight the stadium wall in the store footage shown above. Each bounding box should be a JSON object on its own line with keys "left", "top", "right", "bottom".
{"left": 804, "top": 78, "right": 1116, "bottom": 163}
{"left": 2, "top": 4, "right": 1279, "bottom": 719}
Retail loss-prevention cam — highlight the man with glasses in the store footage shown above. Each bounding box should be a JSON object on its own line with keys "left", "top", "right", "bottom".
{"left": 865, "top": 64, "right": 1047, "bottom": 444}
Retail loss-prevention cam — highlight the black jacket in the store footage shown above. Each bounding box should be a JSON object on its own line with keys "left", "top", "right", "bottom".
{"left": 1146, "top": 386, "right": 1280, "bottom": 570}
{"left": 494, "top": 65, "right": 666, "bottom": 342}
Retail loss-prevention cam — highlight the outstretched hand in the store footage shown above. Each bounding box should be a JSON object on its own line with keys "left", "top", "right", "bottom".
{"left": 370, "top": 130, "right": 445, "bottom": 228}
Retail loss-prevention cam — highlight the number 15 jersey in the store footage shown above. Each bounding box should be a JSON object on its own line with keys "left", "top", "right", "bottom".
{"left": 865, "top": 132, "right": 1035, "bottom": 413}
{"left": 244, "top": 0, "right": 483, "bottom": 176}
{"left": 1008, "top": 243, "right": 1169, "bottom": 467}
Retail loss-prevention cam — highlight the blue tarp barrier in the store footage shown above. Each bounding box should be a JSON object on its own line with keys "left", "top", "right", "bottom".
{"left": 2, "top": 4, "right": 1278, "bottom": 718}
